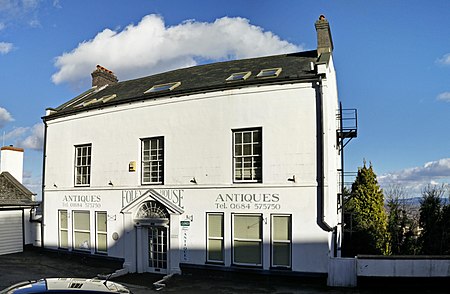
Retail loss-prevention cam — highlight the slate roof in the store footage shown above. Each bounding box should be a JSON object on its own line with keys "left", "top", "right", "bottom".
{"left": 0, "top": 172, "right": 38, "bottom": 207}
{"left": 45, "top": 50, "right": 322, "bottom": 120}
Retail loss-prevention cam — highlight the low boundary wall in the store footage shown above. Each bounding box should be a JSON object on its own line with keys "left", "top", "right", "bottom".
{"left": 328, "top": 256, "right": 450, "bottom": 287}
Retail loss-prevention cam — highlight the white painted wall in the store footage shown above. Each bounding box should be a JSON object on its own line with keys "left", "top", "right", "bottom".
{"left": 43, "top": 77, "right": 341, "bottom": 274}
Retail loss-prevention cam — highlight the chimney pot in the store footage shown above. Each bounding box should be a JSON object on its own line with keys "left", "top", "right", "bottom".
{"left": 91, "top": 64, "right": 118, "bottom": 87}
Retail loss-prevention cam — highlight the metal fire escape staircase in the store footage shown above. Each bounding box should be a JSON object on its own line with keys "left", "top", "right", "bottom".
{"left": 336, "top": 102, "right": 357, "bottom": 211}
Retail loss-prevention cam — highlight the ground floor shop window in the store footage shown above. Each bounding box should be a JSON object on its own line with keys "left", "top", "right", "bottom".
{"left": 207, "top": 213, "right": 224, "bottom": 263}
{"left": 73, "top": 211, "right": 90, "bottom": 251}
{"left": 233, "top": 214, "right": 262, "bottom": 266}
{"left": 95, "top": 211, "right": 107, "bottom": 253}
{"left": 271, "top": 214, "right": 292, "bottom": 268}
{"left": 58, "top": 210, "right": 68, "bottom": 249}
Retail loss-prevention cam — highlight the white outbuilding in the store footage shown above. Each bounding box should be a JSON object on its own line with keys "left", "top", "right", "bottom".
{"left": 42, "top": 16, "right": 356, "bottom": 278}
{"left": 0, "top": 146, "right": 40, "bottom": 255}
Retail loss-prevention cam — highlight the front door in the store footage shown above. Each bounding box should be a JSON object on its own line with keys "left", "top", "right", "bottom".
{"left": 147, "top": 226, "right": 168, "bottom": 273}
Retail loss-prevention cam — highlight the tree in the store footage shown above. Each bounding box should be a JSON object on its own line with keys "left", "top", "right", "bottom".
{"left": 385, "top": 184, "right": 419, "bottom": 255}
{"left": 419, "top": 184, "right": 446, "bottom": 255}
{"left": 343, "top": 161, "right": 389, "bottom": 256}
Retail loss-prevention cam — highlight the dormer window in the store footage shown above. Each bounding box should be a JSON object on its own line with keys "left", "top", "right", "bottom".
{"left": 226, "top": 71, "right": 251, "bottom": 82}
{"left": 256, "top": 68, "right": 282, "bottom": 78}
{"left": 144, "top": 82, "right": 181, "bottom": 93}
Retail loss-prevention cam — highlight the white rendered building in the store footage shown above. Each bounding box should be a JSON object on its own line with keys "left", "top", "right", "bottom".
{"left": 42, "top": 16, "right": 355, "bottom": 277}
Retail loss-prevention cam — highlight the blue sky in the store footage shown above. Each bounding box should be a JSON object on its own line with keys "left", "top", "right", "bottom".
{"left": 0, "top": 0, "right": 449, "bottom": 199}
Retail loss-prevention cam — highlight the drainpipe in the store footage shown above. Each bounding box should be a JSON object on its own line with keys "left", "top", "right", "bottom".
{"left": 40, "top": 119, "right": 48, "bottom": 248}
{"left": 316, "top": 76, "right": 333, "bottom": 233}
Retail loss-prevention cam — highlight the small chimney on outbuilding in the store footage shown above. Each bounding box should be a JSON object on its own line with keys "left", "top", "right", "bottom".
{"left": 315, "top": 15, "right": 334, "bottom": 56}
{"left": 91, "top": 65, "right": 118, "bottom": 87}
{"left": 0, "top": 145, "right": 24, "bottom": 184}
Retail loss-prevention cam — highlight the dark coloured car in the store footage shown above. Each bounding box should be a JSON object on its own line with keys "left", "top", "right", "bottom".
{"left": 0, "top": 278, "right": 131, "bottom": 293}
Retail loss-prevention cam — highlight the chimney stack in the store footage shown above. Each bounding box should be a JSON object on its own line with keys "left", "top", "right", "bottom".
{"left": 0, "top": 145, "right": 24, "bottom": 184}
{"left": 91, "top": 65, "right": 118, "bottom": 87}
{"left": 315, "top": 15, "right": 334, "bottom": 56}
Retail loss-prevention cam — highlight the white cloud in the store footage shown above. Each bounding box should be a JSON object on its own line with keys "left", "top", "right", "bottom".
{"left": 0, "top": 42, "right": 13, "bottom": 54}
{"left": 0, "top": 106, "right": 14, "bottom": 128}
{"left": 52, "top": 14, "right": 301, "bottom": 85}
{"left": 17, "top": 123, "right": 44, "bottom": 150}
{"left": 437, "top": 53, "right": 450, "bottom": 66}
{"left": 379, "top": 158, "right": 450, "bottom": 196}
{"left": 2, "top": 123, "right": 44, "bottom": 151}
{"left": 0, "top": 0, "right": 39, "bottom": 13}
{"left": 437, "top": 92, "right": 450, "bottom": 102}
{"left": 0, "top": 0, "right": 40, "bottom": 28}
{"left": 3, "top": 127, "right": 27, "bottom": 140}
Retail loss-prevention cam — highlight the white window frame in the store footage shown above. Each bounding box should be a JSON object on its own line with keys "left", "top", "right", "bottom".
{"left": 144, "top": 81, "right": 181, "bottom": 93}
{"left": 232, "top": 214, "right": 263, "bottom": 266}
{"left": 233, "top": 128, "right": 262, "bottom": 183}
{"left": 256, "top": 67, "right": 282, "bottom": 78}
{"left": 72, "top": 211, "right": 90, "bottom": 252}
{"left": 206, "top": 213, "right": 224, "bottom": 263}
{"left": 95, "top": 211, "right": 107, "bottom": 254}
{"left": 141, "top": 137, "right": 164, "bottom": 185}
{"left": 226, "top": 71, "right": 251, "bottom": 82}
{"left": 74, "top": 144, "right": 92, "bottom": 187}
{"left": 271, "top": 214, "right": 292, "bottom": 268}
{"left": 58, "top": 210, "right": 68, "bottom": 249}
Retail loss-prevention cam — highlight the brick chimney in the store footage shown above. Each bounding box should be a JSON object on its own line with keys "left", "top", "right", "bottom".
{"left": 315, "top": 15, "right": 334, "bottom": 56}
{"left": 0, "top": 145, "right": 24, "bottom": 184}
{"left": 91, "top": 65, "right": 118, "bottom": 87}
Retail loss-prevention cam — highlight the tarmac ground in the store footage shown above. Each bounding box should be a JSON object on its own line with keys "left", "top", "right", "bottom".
{"left": 0, "top": 247, "right": 349, "bottom": 293}
{"left": 0, "top": 247, "right": 448, "bottom": 293}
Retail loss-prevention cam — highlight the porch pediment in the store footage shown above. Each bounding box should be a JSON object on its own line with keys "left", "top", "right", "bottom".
{"left": 120, "top": 188, "right": 184, "bottom": 215}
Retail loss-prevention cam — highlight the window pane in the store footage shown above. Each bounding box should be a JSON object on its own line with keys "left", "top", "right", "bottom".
{"left": 59, "top": 211, "right": 67, "bottom": 229}
{"left": 97, "top": 212, "right": 107, "bottom": 232}
{"left": 243, "top": 132, "right": 251, "bottom": 143}
{"left": 208, "top": 239, "right": 223, "bottom": 261}
{"left": 253, "top": 143, "right": 261, "bottom": 155}
{"left": 97, "top": 234, "right": 107, "bottom": 252}
{"left": 60, "top": 230, "right": 68, "bottom": 248}
{"left": 74, "top": 211, "right": 90, "bottom": 230}
{"left": 74, "top": 232, "right": 90, "bottom": 250}
{"left": 273, "top": 243, "right": 290, "bottom": 266}
{"left": 243, "top": 144, "right": 251, "bottom": 155}
{"left": 253, "top": 131, "right": 260, "bottom": 142}
{"left": 234, "top": 215, "right": 260, "bottom": 239}
{"left": 208, "top": 214, "right": 223, "bottom": 237}
{"left": 234, "top": 241, "right": 261, "bottom": 264}
{"left": 273, "top": 216, "right": 290, "bottom": 240}
{"left": 234, "top": 145, "right": 242, "bottom": 156}
{"left": 235, "top": 133, "right": 242, "bottom": 144}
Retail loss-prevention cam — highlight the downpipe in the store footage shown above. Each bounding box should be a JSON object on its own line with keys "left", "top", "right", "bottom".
{"left": 316, "top": 76, "right": 333, "bottom": 233}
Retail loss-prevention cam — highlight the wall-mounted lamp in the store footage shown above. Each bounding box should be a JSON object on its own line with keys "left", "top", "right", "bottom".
{"left": 287, "top": 175, "right": 296, "bottom": 183}
{"left": 108, "top": 180, "right": 114, "bottom": 186}
{"left": 190, "top": 177, "right": 197, "bottom": 184}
